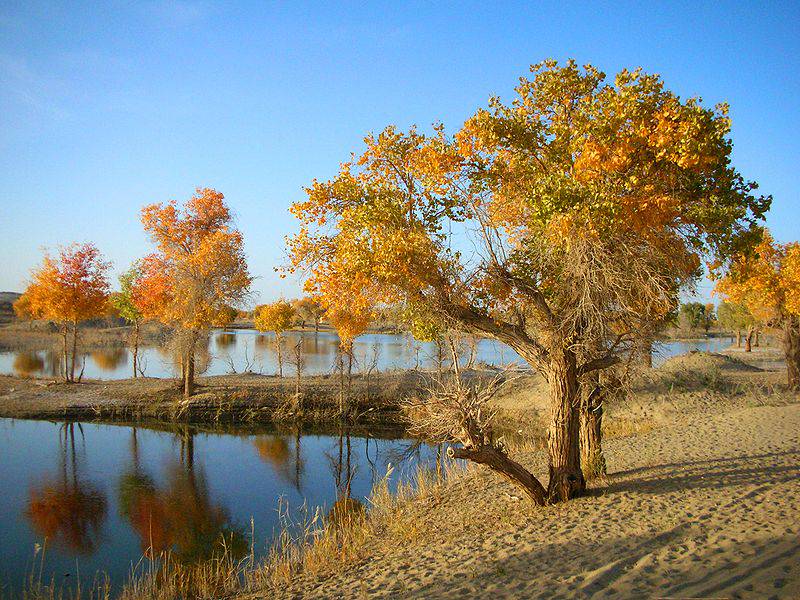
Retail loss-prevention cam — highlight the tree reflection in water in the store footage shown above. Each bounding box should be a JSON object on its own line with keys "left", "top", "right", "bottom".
{"left": 326, "top": 428, "right": 364, "bottom": 525}
{"left": 91, "top": 348, "right": 127, "bottom": 371}
{"left": 252, "top": 428, "right": 304, "bottom": 491}
{"left": 215, "top": 332, "right": 237, "bottom": 350}
{"left": 13, "top": 351, "right": 44, "bottom": 376}
{"left": 118, "top": 426, "right": 247, "bottom": 562}
{"left": 25, "top": 423, "right": 108, "bottom": 555}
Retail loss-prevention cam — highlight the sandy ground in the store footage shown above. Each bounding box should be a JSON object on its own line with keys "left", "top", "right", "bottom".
{"left": 259, "top": 355, "right": 799, "bottom": 600}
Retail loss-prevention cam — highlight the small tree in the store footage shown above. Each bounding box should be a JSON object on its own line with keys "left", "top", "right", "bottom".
{"left": 254, "top": 300, "right": 295, "bottom": 377}
{"left": 139, "top": 188, "right": 252, "bottom": 396}
{"left": 716, "top": 301, "right": 756, "bottom": 349}
{"left": 22, "top": 243, "right": 110, "bottom": 382}
{"left": 110, "top": 263, "right": 146, "bottom": 377}
{"left": 678, "top": 302, "right": 708, "bottom": 333}
{"left": 327, "top": 304, "right": 371, "bottom": 416}
{"left": 716, "top": 231, "right": 800, "bottom": 388}
{"left": 293, "top": 297, "right": 326, "bottom": 332}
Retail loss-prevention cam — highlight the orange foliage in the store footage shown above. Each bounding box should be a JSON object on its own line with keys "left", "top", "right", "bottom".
{"left": 138, "top": 188, "right": 252, "bottom": 331}
{"left": 716, "top": 231, "right": 800, "bottom": 323}
{"left": 22, "top": 243, "right": 110, "bottom": 326}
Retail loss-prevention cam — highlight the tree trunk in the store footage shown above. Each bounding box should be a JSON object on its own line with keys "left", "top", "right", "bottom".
{"left": 62, "top": 325, "right": 70, "bottom": 382}
{"left": 449, "top": 445, "right": 546, "bottom": 505}
{"left": 784, "top": 317, "right": 800, "bottom": 390}
{"left": 736, "top": 330, "right": 741, "bottom": 348}
{"left": 184, "top": 353, "right": 195, "bottom": 397}
{"left": 314, "top": 319, "right": 320, "bottom": 333}
{"left": 69, "top": 320, "right": 78, "bottom": 382}
{"left": 183, "top": 332, "right": 197, "bottom": 397}
{"left": 642, "top": 341, "right": 653, "bottom": 368}
{"left": 754, "top": 329, "right": 760, "bottom": 347}
{"left": 745, "top": 327, "right": 754, "bottom": 353}
{"left": 132, "top": 321, "right": 140, "bottom": 378}
{"left": 276, "top": 334, "right": 283, "bottom": 378}
{"left": 580, "top": 374, "right": 606, "bottom": 480}
{"left": 546, "top": 351, "right": 586, "bottom": 502}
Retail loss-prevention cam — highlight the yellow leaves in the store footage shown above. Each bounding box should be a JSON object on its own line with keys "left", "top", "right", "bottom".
{"left": 139, "top": 189, "right": 251, "bottom": 331}
{"left": 780, "top": 243, "right": 800, "bottom": 316}
{"left": 715, "top": 232, "right": 800, "bottom": 324}
{"left": 254, "top": 300, "right": 295, "bottom": 335}
{"left": 23, "top": 243, "right": 110, "bottom": 325}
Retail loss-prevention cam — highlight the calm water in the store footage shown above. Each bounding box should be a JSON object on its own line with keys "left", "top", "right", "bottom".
{"left": 0, "top": 330, "right": 735, "bottom": 380}
{"left": 0, "top": 418, "right": 440, "bottom": 594}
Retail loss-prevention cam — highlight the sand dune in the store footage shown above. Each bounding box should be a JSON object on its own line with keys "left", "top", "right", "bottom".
{"left": 269, "top": 368, "right": 799, "bottom": 599}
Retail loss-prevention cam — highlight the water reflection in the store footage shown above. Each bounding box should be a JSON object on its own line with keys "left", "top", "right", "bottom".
{"left": 118, "top": 426, "right": 247, "bottom": 562}
{"left": 13, "top": 351, "right": 44, "bottom": 376}
{"left": 0, "top": 333, "right": 739, "bottom": 381}
{"left": 253, "top": 431, "right": 303, "bottom": 491}
{"left": 325, "top": 429, "right": 365, "bottom": 524}
{"left": 91, "top": 348, "right": 127, "bottom": 371}
{"left": 215, "top": 332, "right": 238, "bottom": 350}
{"left": 0, "top": 418, "right": 440, "bottom": 591}
{"left": 25, "top": 423, "right": 108, "bottom": 555}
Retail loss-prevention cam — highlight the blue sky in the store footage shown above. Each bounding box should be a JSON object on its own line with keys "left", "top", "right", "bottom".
{"left": 1, "top": 1, "right": 798, "bottom": 303}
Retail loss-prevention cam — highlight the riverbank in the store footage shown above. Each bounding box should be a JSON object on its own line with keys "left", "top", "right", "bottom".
{"left": 0, "top": 369, "right": 428, "bottom": 428}
{"left": 241, "top": 353, "right": 799, "bottom": 599}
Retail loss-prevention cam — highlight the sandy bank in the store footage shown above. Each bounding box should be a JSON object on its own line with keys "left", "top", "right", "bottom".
{"left": 243, "top": 354, "right": 799, "bottom": 599}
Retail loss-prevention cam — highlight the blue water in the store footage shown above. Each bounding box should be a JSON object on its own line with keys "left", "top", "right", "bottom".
{"left": 0, "top": 418, "right": 440, "bottom": 594}
{"left": 0, "top": 330, "right": 733, "bottom": 381}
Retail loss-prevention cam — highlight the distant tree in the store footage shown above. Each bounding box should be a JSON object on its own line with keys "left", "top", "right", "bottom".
{"left": 678, "top": 302, "right": 707, "bottom": 332}
{"left": 292, "top": 297, "right": 325, "bottom": 332}
{"left": 22, "top": 243, "right": 110, "bottom": 382}
{"left": 110, "top": 263, "right": 146, "bottom": 377}
{"left": 716, "top": 231, "right": 800, "bottom": 388}
{"left": 254, "top": 300, "right": 296, "bottom": 377}
{"left": 138, "top": 188, "right": 252, "bottom": 396}
{"left": 703, "top": 303, "right": 717, "bottom": 331}
{"left": 12, "top": 294, "right": 34, "bottom": 324}
{"left": 217, "top": 304, "right": 239, "bottom": 327}
{"left": 327, "top": 303, "right": 371, "bottom": 415}
{"left": 716, "top": 301, "right": 756, "bottom": 349}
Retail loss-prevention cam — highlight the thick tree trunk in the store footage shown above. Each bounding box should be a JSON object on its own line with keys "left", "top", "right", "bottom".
{"left": 449, "top": 445, "right": 546, "bottom": 505}
{"left": 745, "top": 327, "right": 754, "bottom": 353}
{"left": 580, "top": 373, "right": 606, "bottom": 479}
{"left": 546, "top": 351, "right": 586, "bottom": 502}
{"left": 784, "top": 317, "right": 800, "bottom": 390}
{"left": 754, "top": 329, "right": 760, "bottom": 347}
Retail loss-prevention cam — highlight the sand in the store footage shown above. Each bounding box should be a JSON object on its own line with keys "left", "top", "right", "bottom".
{"left": 261, "top": 356, "right": 799, "bottom": 599}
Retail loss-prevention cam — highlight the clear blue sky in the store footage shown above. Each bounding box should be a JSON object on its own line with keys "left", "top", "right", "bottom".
{"left": 1, "top": 1, "right": 798, "bottom": 303}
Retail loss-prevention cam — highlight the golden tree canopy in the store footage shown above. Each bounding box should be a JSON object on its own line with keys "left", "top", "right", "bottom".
{"left": 139, "top": 188, "right": 252, "bottom": 331}
{"left": 288, "top": 60, "right": 769, "bottom": 365}
{"left": 22, "top": 243, "right": 110, "bottom": 325}
{"left": 254, "top": 300, "right": 295, "bottom": 335}
{"left": 715, "top": 231, "right": 800, "bottom": 324}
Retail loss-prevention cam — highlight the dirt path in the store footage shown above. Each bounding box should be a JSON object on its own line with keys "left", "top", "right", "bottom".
{"left": 267, "top": 400, "right": 799, "bottom": 599}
